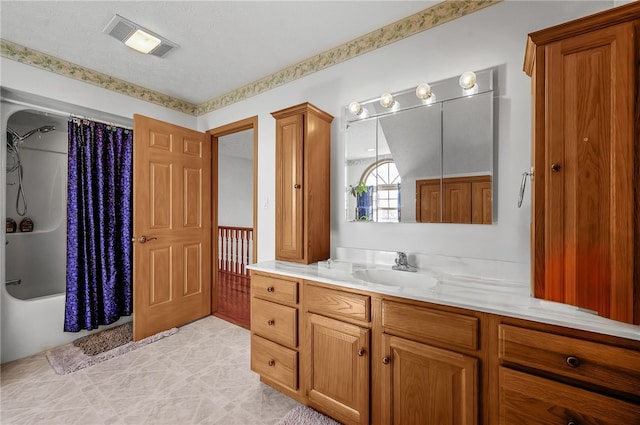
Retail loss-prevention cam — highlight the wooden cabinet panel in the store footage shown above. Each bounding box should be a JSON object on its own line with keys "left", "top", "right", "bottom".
{"left": 272, "top": 103, "right": 333, "bottom": 264}
{"left": 416, "top": 180, "right": 441, "bottom": 223}
{"left": 305, "top": 284, "right": 370, "bottom": 323}
{"left": 251, "top": 334, "right": 298, "bottom": 391}
{"left": 443, "top": 181, "right": 471, "bottom": 224}
{"left": 471, "top": 181, "right": 492, "bottom": 224}
{"left": 499, "top": 367, "right": 640, "bottom": 425}
{"left": 381, "top": 334, "right": 478, "bottom": 425}
{"left": 499, "top": 324, "right": 640, "bottom": 397}
{"left": 525, "top": 4, "right": 640, "bottom": 323}
{"left": 251, "top": 272, "right": 298, "bottom": 305}
{"left": 252, "top": 298, "right": 297, "bottom": 348}
{"left": 307, "top": 313, "right": 369, "bottom": 425}
{"left": 382, "top": 300, "right": 478, "bottom": 351}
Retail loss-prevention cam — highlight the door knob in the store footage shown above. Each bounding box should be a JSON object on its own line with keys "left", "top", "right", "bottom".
{"left": 138, "top": 235, "right": 158, "bottom": 244}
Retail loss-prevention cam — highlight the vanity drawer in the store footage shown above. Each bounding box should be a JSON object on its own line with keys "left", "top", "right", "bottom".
{"left": 252, "top": 298, "right": 298, "bottom": 348}
{"left": 499, "top": 324, "right": 640, "bottom": 396}
{"left": 499, "top": 367, "right": 640, "bottom": 424}
{"left": 252, "top": 272, "right": 298, "bottom": 305}
{"left": 382, "top": 300, "right": 478, "bottom": 351}
{"left": 251, "top": 334, "right": 298, "bottom": 391}
{"left": 305, "top": 283, "right": 371, "bottom": 323}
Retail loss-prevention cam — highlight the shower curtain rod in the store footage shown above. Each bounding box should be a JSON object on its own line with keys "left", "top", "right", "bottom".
{"left": 69, "top": 114, "right": 134, "bottom": 130}
{"left": 3, "top": 98, "right": 134, "bottom": 130}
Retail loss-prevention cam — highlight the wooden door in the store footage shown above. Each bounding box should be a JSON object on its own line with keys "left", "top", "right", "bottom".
{"left": 381, "top": 334, "right": 478, "bottom": 425}
{"left": 542, "top": 22, "right": 635, "bottom": 321}
{"left": 133, "top": 114, "right": 211, "bottom": 341}
{"left": 416, "top": 179, "right": 441, "bottom": 223}
{"left": 275, "top": 113, "right": 304, "bottom": 261}
{"left": 307, "top": 313, "right": 369, "bottom": 425}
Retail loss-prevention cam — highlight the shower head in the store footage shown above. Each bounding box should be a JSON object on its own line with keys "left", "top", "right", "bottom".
{"left": 7, "top": 125, "right": 55, "bottom": 146}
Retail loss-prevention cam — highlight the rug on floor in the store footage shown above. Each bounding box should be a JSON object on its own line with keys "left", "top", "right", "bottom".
{"left": 45, "top": 322, "right": 178, "bottom": 375}
{"left": 276, "top": 406, "right": 342, "bottom": 425}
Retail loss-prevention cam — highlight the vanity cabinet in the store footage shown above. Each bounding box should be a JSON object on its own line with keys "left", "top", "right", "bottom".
{"left": 250, "top": 271, "right": 303, "bottom": 402}
{"left": 523, "top": 2, "right": 640, "bottom": 323}
{"left": 378, "top": 299, "right": 481, "bottom": 425}
{"left": 272, "top": 103, "right": 333, "bottom": 265}
{"left": 303, "top": 283, "right": 371, "bottom": 425}
{"left": 495, "top": 318, "right": 640, "bottom": 424}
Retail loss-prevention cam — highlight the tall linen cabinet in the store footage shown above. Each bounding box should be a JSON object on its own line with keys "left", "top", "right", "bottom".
{"left": 523, "top": 2, "right": 640, "bottom": 324}
{"left": 272, "top": 103, "right": 333, "bottom": 265}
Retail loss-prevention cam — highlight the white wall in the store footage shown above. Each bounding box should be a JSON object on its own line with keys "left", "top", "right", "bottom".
{"left": 218, "top": 154, "right": 253, "bottom": 227}
{"left": 198, "top": 1, "right": 613, "bottom": 271}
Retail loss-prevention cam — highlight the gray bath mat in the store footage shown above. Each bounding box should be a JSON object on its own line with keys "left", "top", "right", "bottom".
{"left": 276, "top": 406, "right": 342, "bottom": 425}
{"left": 45, "top": 322, "right": 177, "bottom": 374}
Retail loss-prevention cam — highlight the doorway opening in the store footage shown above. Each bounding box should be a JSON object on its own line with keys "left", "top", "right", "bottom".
{"left": 208, "top": 117, "right": 258, "bottom": 329}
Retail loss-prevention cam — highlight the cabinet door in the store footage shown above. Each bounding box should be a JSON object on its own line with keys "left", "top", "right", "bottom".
{"left": 500, "top": 367, "right": 640, "bottom": 424}
{"left": 539, "top": 22, "right": 635, "bottom": 322}
{"left": 471, "top": 181, "right": 492, "bottom": 224}
{"left": 416, "top": 179, "right": 441, "bottom": 223}
{"left": 307, "top": 313, "right": 369, "bottom": 425}
{"left": 275, "top": 113, "right": 304, "bottom": 261}
{"left": 443, "top": 181, "right": 471, "bottom": 223}
{"left": 381, "top": 334, "right": 478, "bottom": 425}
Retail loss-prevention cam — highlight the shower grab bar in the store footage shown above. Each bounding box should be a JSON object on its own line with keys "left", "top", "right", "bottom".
{"left": 5, "top": 279, "right": 22, "bottom": 286}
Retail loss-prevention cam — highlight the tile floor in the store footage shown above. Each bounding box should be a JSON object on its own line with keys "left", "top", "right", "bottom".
{"left": 0, "top": 316, "right": 301, "bottom": 424}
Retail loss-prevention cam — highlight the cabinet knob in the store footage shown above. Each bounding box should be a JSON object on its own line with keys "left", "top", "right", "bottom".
{"left": 357, "top": 348, "right": 365, "bottom": 357}
{"left": 267, "top": 286, "right": 275, "bottom": 293}
{"left": 382, "top": 356, "right": 390, "bottom": 365}
{"left": 567, "top": 421, "right": 577, "bottom": 425}
{"left": 294, "top": 184, "right": 301, "bottom": 189}
{"left": 566, "top": 356, "right": 580, "bottom": 368}
{"left": 267, "top": 319, "right": 275, "bottom": 326}
{"left": 268, "top": 359, "right": 275, "bottom": 367}
{"left": 551, "top": 163, "right": 562, "bottom": 173}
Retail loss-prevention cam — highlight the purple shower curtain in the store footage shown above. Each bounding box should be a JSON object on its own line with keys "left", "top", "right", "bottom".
{"left": 64, "top": 119, "right": 133, "bottom": 332}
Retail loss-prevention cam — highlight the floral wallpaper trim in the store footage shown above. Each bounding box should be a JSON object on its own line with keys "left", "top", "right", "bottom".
{"left": 196, "top": 0, "right": 502, "bottom": 115}
{"left": 0, "top": 39, "right": 198, "bottom": 115}
{"left": 1, "top": 0, "right": 500, "bottom": 116}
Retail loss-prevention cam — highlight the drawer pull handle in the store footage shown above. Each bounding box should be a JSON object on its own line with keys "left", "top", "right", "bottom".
{"left": 357, "top": 348, "right": 365, "bottom": 357}
{"left": 382, "top": 356, "right": 390, "bottom": 365}
{"left": 566, "top": 356, "right": 580, "bottom": 368}
{"left": 268, "top": 359, "right": 275, "bottom": 367}
{"left": 267, "top": 320, "right": 275, "bottom": 326}
{"left": 267, "top": 286, "right": 275, "bottom": 292}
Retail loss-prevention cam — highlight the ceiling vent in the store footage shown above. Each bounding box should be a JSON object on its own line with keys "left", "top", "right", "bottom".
{"left": 103, "top": 14, "right": 178, "bottom": 58}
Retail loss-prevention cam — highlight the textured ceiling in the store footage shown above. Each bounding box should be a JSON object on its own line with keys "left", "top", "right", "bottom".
{"left": 0, "top": 1, "right": 437, "bottom": 106}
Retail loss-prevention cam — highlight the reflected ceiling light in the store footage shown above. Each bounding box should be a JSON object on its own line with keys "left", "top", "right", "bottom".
{"left": 380, "top": 92, "right": 396, "bottom": 109}
{"left": 459, "top": 71, "right": 477, "bottom": 90}
{"left": 415, "top": 83, "right": 436, "bottom": 104}
{"left": 348, "top": 101, "right": 364, "bottom": 116}
{"left": 104, "top": 14, "right": 179, "bottom": 58}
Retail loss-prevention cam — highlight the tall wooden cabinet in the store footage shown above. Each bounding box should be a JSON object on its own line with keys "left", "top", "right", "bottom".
{"left": 272, "top": 103, "right": 333, "bottom": 265}
{"left": 523, "top": 2, "right": 640, "bottom": 324}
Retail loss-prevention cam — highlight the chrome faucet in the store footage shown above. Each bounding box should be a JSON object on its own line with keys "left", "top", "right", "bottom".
{"left": 392, "top": 252, "right": 417, "bottom": 272}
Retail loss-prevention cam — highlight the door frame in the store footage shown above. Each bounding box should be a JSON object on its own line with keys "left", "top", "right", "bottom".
{"left": 207, "top": 116, "right": 258, "bottom": 315}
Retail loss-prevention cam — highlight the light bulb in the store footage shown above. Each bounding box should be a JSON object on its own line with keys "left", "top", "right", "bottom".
{"left": 415, "top": 83, "right": 432, "bottom": 100}
{"left": 380, "top": 92, "right": 395, "bottom": 108}
{"left": 459, "top": 71, "right": 477, "bottom": 90}
{"left": 348, "top": 101, "right": 363, "bottom": 116}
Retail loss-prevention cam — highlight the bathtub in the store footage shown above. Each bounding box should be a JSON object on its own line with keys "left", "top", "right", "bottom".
{"left": 1, "top": 104, "right": 130, "bottom": 363}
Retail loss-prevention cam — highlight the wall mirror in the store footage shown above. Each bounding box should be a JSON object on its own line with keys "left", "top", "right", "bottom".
{"left": 345, "top": 68, "right": 495, "bottom": 224}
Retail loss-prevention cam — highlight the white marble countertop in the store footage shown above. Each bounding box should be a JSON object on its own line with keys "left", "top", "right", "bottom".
{"left": 248, "top": 259, "right": 640, "bottom": 342}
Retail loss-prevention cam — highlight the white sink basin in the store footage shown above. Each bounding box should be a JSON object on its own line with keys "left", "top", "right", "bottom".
{"left": 352, "top": 269, "right": 438, "bottom": 289}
